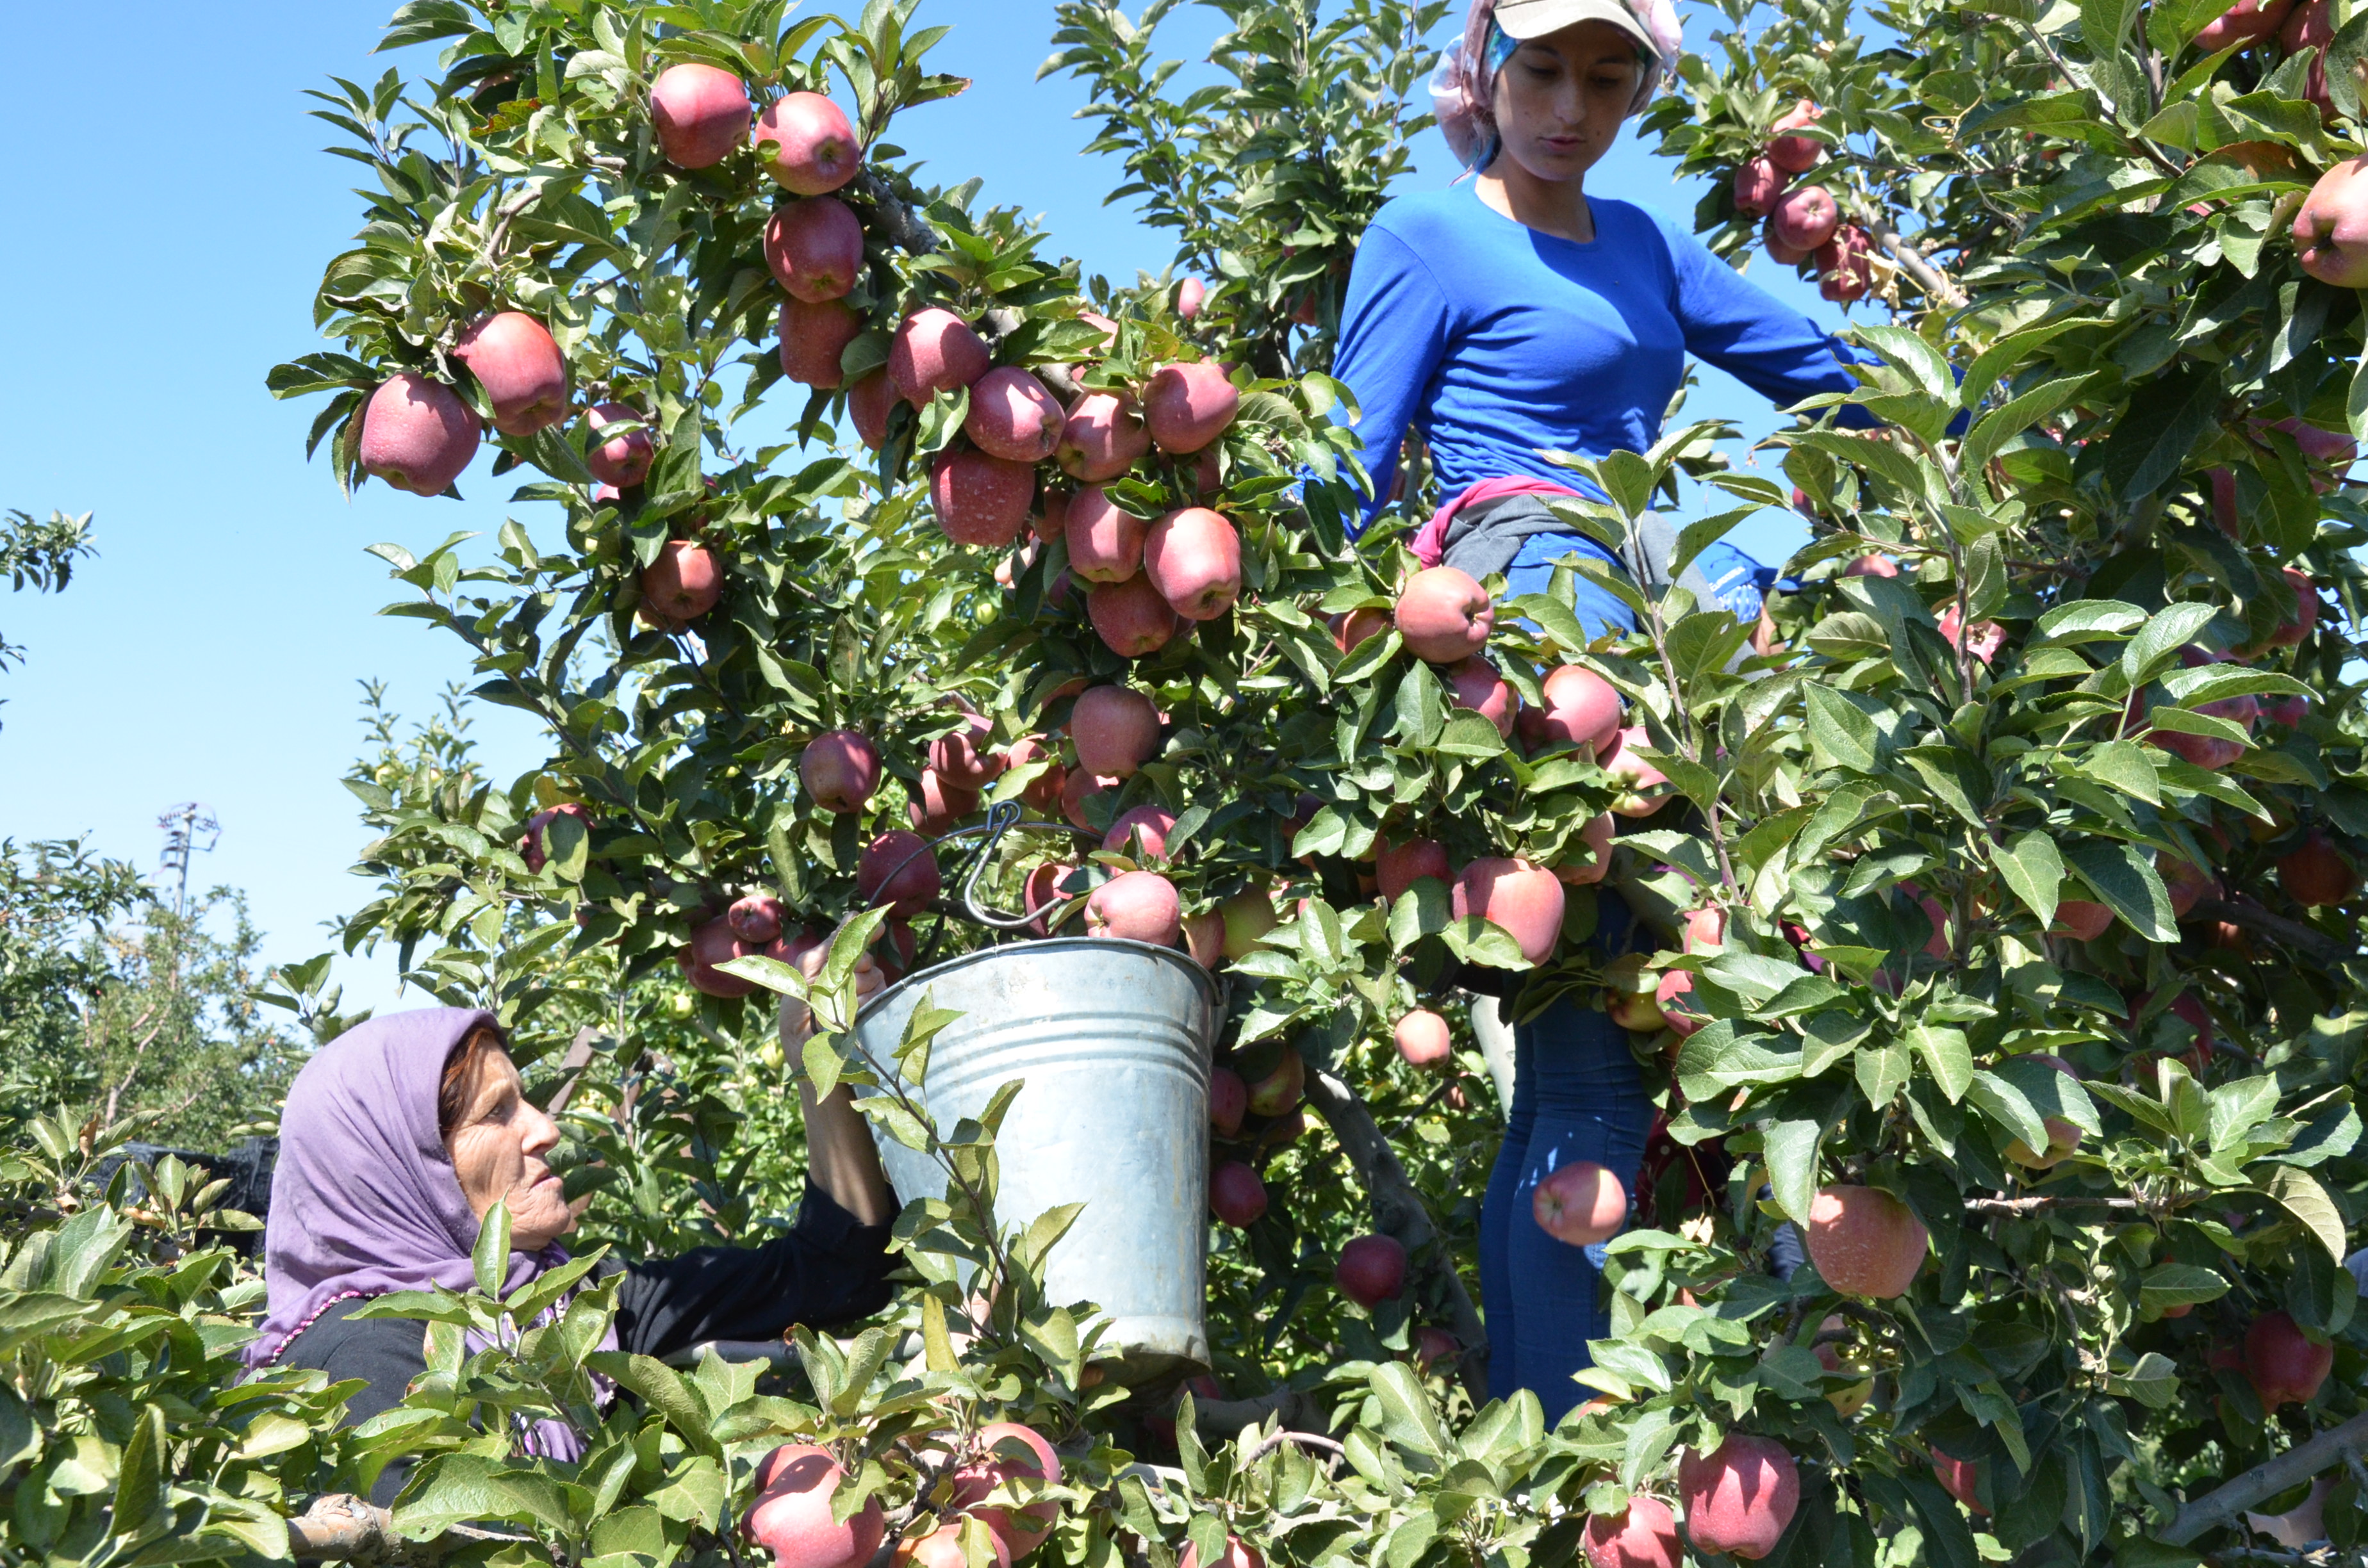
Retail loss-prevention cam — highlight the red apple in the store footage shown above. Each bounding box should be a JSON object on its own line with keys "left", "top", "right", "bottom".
{"left": 1060, "top": 768, "right": 1114, "bottom": 830}
{"left": 889, "top": 309, "right": 991, "bottom": 404}
{"left": 1244, "top": 1045, "right": 1304, "bottom": 1116}
{"left": 753, "top": 92, "right": 860, "bottom": 194}
{"left": 2267, "top": 565, "right": 2321, "bottom": 647}
{"left": 1086, "top": 870, "right": 1182, "bottom": 945}
{"left": 359, "top": 372, "right": 482, "bottom": 496}
{"left": 931, "top": 450, "right": 1034, "bottom": 548}
{"left": 455, "top": 312, "right": 569, "bottom": 435}
{"left": 1452, "top": 857, "right": 1565, "bottom": 965}
{"left": 744, "top": 1444, "right": 886, "bottom": 1568}
{"left": 857, "top": 830, "right": 941, "bottom": 917}
{"left": 1066, "top": 487, "right": 1149, "bottom": 582}
{"left": 643, "top": 541, "right": 723, "bottom": 623}
{"left": 1394, "top": 1009, "right": 1453, "bottom": 1068}
{"left": 1395, "top": 567, "right": 1493, "bottom": 663}
{"left": 1055, "top": 391, "right": 1153, "bottom": 482}
{"left": 848, "top": 370, "right": 898, "bottom": 450}
{"left": 1175, "top": 277, "right": 1207, "bottom": 320}
{"left": 1103, "top": 804, "right": 1179, "bottom": 863}
{"left": 1582, "top": 1496, "right": 1682, "bottom": 1568}
{"left": 1930, "top": 1451, "right": 1986, "bottom": 1515}
{"left": 518, "top": 801, "right": 592, "bottom": 874}
{"left": 764, "top": 197, "right": 864, "bottom": 302}
{"left": 2245, "top": 1311, "right": 2333, "bottom": 1407}
{"left": 1210, "top": 1161, "right": 1268, "bottom": 1226}
{"left": 1732, "top": 156, "right": 1785, "bottom": 217}
{"left": 1533, "top": 1160, "right": 1626, "bottom": 1245}
{"left": 1182, "top": 910, "right": 1224, "bottom": 968}
{"left": 1602, "top": 726, "right": 1674, "bottom": 817}
{"left": 678, "top": 915, "right": 755, "bottom": 998}
{"left": 1540, "top": 666, "right": 1623, "bottom": 754}
{"left": 1413, "top": 1327, "right": 1461, "bottom": 1374}
{"left": 1209, "top": 1066, "right": 1249, "bottom": 1136}
{"left": 1144, "top": 361, "right": 1240, "bottom": 453}
{"left": 1555, "top": 814, "right": 1616, "bottom": 886}
{"left": 1679, "top": 1436, "right": 1800, "bottom": 1562}
{"left": 1033, "top": 488, "right": 1072, "bottom": 546}
{"left": 649, "top": 63, "right": 750, "bottom": 169}
{"left": 799, "top": 731, "right": 880, "bottom": 813}
{"left": 2159, "top": 853, "right": 2221, "bottom": 918}
{"left": 1144, "top": 507, "right": 1242, "bottom": 620}
{"left": 1844, "top": 553, "right": 1900, "bottom": 578}
{"left": 728, "top": 894, "right": 784, "bottom": 946}
{"left": 908, "top": 767, "right": 982, "bottom": 837}
{"left": 2052, "top": 899, "right": 2112, "bottom": 940}
{"left": 963, "top": 367, "right": 1065, "bottom": 464}
{"left": 1604, "top": 955, "right": 1668, "bottom": 1033}
{"left": 1766, "top": 100, "right": 1824, "bottom": 171}
{"left": 1024, "top": 862, "right": 1075, "bottom": 935}
{"left": 585, "top": 402, "right": 655, "bottom": 488}
{"left": 1221, "top": 888, "right": 1279, "bottom": 958}
{"left": 2194, "top": 0, "right": 2295, "bottom": 51}
{"left": 1071, "top": 686, "right": 1160, "bottom": 778}
{"left": 2278, "top": 830, "right": 2357, "bottom": 906}
{"left": 1444, "top": 658, "right": 1517, "bottom": 737}
{"left": 1655, "top": 969, "right": 1706, "bottom": 1036}
{"left": 1377, "top": 837, "right": 1452, "bottom": 902}
{"left": 2295, "top": 155, "right": 2368, "bottom": 288}
{"left": 928, "top": 714, "right": 1005, "bottom": 791}
{"left": 948, "top": 1422, "right": 1060, "bottom": 1561}
{"left": 1089, "top": 576, "right": 1181, "bottom": 657}
{"left": 1769, "top": 184, "right": 1839, "bottom": 252}
{"left": 1816, "top": 225, "right": 1873, "bottom": 304}
{"left": 1330, "top": 607, "right": 1390, "bottom": 653}
{"left": 777, "top": 297, "right": 864, "bottom": 389}
{"left": 1335, "top": 1234, "right": 1407, "bottom": 1307}
{"left": 1764, "top": 214, "right": 1813, "bottom": 266}
{"left": 892, "top": 1524, "right": 1008, "bottom": 1568}
{"left": 1805, "top": 1185, "right": 1927, "bottom": 1298}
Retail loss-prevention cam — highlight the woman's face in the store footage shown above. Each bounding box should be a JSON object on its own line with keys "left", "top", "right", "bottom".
{"left": 445, "top": 1047, "right": 575, "bottom": 1251}
{"left": 1490, "top": 21, "right": 1647, "bottom": 185}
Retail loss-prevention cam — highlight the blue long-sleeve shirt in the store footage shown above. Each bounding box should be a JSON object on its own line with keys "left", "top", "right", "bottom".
{"left": 1332, "top": 181, "right": 1880, "bottom": 538}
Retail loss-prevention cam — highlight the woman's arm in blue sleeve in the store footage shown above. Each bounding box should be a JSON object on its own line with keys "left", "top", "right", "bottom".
{"left": 1330, "top": 224, "right": 1454, "bottom": 537}
{"left": 1659, "top": 219, "right": 1884, "bottom": 432}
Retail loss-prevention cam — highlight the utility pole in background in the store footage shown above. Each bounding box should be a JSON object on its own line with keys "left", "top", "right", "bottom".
{"left": 157, "top": 803, "right": 220, "bottom": 917}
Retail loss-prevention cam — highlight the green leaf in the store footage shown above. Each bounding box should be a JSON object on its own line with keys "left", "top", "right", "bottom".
{"left": 472, "top": 1200, "right": 512, "bottom": 1297}
{"left": 2064, "top": 840, "right": 2176, "bottom": 943}
{"left": 2260, "top": 1165, "right": 2349, "bottom": 1259}
{"left": 111, "top": 1403, "right": 166, "bottom": 1542}
{"left": 1966, "top": 1070, "right": 2050, "bottom": 1152}
{"left": 2105, "top": 1350, "right": 2180, "bottom": 1407}
{"left": 1804, "top": 684, "right": 1882, "bottom": 773}
{"left": 2139, "top": 1263, "right": 2228, "bottom": 1314}
{"left": 584, "top": 1352, "right": 719, "bottom": 1456}
{"left": 1990, "top": 832, "right": 2063, "bottom": 928}
{"left": 1763, "top": 1120, "right": 1822, "bottom": 1226}
{"left": 1369, "top": 1361, "right": 1448, "bottom": 1455}
{"left": 1911, "top": 1025, "right": 1973, "bottom": 1103}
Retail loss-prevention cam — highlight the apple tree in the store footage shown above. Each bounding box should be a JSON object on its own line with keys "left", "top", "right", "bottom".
{"left": 251, "top": 0, "right": 2368, "bottom": 1564}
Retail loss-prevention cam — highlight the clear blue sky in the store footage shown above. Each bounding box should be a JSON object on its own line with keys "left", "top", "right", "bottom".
{"left": 0, "top": 1, "right": 1846, "bottom": 1016}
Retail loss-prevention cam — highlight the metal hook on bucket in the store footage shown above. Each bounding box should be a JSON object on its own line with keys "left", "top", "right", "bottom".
{"left": 868, "top": 803, "right": 1101, "bottom": 954}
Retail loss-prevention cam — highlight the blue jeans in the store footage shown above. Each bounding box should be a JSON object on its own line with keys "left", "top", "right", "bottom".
{"left": 1477, "top": 898, "right": 1654, "bottom": 1422}
{"left": 1503, "top": 531, "right": 1774, "bottom": 640}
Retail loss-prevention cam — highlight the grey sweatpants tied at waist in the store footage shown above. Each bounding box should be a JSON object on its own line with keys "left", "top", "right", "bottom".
{"left": 1439, "top": 491, "right": 1723, "bottom": 606}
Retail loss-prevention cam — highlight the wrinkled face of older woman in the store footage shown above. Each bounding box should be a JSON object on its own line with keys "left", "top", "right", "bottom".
{"left": 1490, "top": 21, "right": 1647, "bottom": 186}
{"left": 445, "top": 1047, "right": 576, "bottom": 1250}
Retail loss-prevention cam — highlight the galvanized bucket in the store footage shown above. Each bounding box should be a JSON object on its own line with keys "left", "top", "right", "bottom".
{"left": 851, "top": 937, "right": 1221, "bottom": 1376}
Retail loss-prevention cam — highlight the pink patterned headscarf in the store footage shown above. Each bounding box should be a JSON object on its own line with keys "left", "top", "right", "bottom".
{"left": 1431, "top": 0, "right": 1682, "bottom": 168}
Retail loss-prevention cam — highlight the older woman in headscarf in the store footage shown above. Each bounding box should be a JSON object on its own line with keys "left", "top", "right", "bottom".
{"left": 245, "top": 951, "right": 895, "bottom": 1503}
{"left": 1326, "top": 0, "right": 1895, "bottom": 1421}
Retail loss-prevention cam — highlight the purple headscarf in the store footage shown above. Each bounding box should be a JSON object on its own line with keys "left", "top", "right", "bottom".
{"left": 247, "top": 1007, "right": 605, "bottom": 1458}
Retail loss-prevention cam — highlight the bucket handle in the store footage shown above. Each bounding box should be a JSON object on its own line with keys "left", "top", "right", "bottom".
{"left": 875, "top": 800, "right": 1100, "bottom": 936}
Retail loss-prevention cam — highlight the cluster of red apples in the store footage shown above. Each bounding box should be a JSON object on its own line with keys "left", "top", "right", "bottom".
{"left": 1727, "top": 102, "right": 1874, "bottom": 303}
{"left": 742, "top": 1423, "right": 1060, "bottom": 1568}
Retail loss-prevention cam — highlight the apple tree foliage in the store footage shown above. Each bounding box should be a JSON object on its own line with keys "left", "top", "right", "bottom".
{"left": 193, "top": 0, "right": 2368, "bottom": 1563}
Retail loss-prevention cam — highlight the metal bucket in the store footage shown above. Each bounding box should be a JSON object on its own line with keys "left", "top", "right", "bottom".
{"left": 851, "top": 937, "right": 1221, "bottom": 1376}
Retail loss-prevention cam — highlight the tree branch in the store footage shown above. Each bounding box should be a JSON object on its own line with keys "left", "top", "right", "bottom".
{"left": 851, "top": 168, "right": 939, "bottom": 257}
{"left": 1301, "top": 1066, "right": 1489, "bottom": 1403}
{"left": 288, "top": 1494, "right": 529, "bottom": 1564}
{"left": 2160, "top": 1412, "right": 2368, "bottom": 1546}
{"left": 1962, "top": 1195, "right": 2143, "bottom": 1214}
{"left": 2192, "top": 897, "right": 2356, "bottom": 965}
{"left": 1869, "top": 224, "right": 1966, "bottom": 309}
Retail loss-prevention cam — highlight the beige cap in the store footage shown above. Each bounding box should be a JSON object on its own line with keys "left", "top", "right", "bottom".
{"left": 1493, "top": 0, "right": 1657, "bottom": 56}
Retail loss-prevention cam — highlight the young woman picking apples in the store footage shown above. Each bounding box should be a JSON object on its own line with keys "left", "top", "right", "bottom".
{"left": 245, "top": 938, "right": 896, "bottom": 1504}
{"left": 1329, "top": 0, "right": 1895, "bottom": 1420}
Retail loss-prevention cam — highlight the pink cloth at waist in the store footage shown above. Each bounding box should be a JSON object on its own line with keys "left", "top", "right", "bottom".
{"left": 1411, "top": 477, "right": 1585, "bottom": 569}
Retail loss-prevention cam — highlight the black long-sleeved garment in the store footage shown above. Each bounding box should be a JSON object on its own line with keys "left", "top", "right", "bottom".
{"left": 277, "top": 1189, "right": 894, "bottom": 1505}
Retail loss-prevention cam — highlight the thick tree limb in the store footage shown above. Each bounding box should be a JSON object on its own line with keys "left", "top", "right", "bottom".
{"left": 287, "top": 1494, "right": 526, "bottom": 1564}
{"left": 2160, "top": 1411, "right": 2368, "bottom": 1546}
{"left": 2192, "top": 897, "right": 2356, "bottom": 965}
{"left": 1869, "top": 224, "right": 1966, "bottom": 309}
{"left": 851, "top": 168, "right": 939, "bottom": 257}
{"left": 1301, "top": 1067, "right": 1490, "bottom": 1403}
